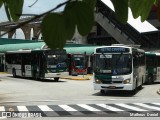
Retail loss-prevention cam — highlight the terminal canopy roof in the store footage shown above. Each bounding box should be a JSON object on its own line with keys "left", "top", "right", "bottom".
{"left": 0, "top": 38, "right": 42, "bottom": 45}
{"left": 0, "top": 38, "right": 98, "bottom": 54}
{"left": 64, "top": 46, "right": 98, "bottom": 55}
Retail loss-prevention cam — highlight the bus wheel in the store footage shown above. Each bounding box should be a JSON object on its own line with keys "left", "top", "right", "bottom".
{"left": 138, "top": 78, "right": 143, "bottom": 90}
{"left": 33, "top": 71, "right": 39, "bottom": 80}
{"left": 138, "top": 84, "right": 143, "bottom": 90}
{"left": 148, "top": 75, "right": 153, "bottom": 84}
{"left": 12, "top": 69, "right": 17, "bottom": 78}
{"left": 54, "top": 77, "right": 59, "bottom": 82}
{"left": 132, "top": 79, "right": 138, "bottom": 95}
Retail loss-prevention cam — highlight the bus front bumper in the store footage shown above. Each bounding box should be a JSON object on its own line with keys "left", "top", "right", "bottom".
{"left": 45, "top": 72, "right": 69, "bottom": 78}
{"left": 94, "top": 83, "right": 134, "bottom": 91}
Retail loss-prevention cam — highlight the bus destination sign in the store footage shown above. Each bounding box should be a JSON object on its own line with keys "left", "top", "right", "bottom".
{"left": 96, "top": 47, "right": 130, "bottom": 53}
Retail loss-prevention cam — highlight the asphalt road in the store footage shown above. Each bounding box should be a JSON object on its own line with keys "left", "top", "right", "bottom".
{"left": 0, "top": 73, "right": 160, "bottom": 120}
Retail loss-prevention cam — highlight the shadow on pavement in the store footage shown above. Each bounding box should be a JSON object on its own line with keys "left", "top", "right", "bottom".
{"left": 92, "top": 87, "right": 144, "bottom": 97}
{"left": 7, "top": 76, "right": 67, "bottom": 83}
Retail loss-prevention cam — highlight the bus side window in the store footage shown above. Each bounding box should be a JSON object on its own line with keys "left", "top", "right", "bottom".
{"left": 93, "top": 55, "right": 96, "bottom": 71}
{"left": 31, "top": 54, "right": 38, "bottom": 64}
{"left": 133, "top": 54, "right": 138, "bottom": 67}
{"left": 6, "top": 54, "right": 16, "bottom": 64}
{"left": 158, "top": 56, "right": 160, "bottom": 66}
{"left": 133, "top": 52, "right": 145, "bottom": 67}
{"left": 5, "top": 55, "right": 10, "bottom": 63}
{"left": 23, "top": 54, "right": 31, "bottom": 64}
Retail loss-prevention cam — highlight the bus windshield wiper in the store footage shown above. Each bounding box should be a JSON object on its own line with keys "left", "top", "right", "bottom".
{"left": 101, "top": 51, "right": 107, "bottom": 58}
{"left": 115, "top": 52, "right": 123, "bottom": 69}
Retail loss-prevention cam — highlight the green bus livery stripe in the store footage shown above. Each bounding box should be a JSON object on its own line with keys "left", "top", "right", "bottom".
{"left": 95, "top": 74, "right": 112, "bottom": 80}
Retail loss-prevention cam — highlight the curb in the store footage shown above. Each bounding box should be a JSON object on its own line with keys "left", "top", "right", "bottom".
{"left": 157, "top": 89, "right": 160, "bottom": 95}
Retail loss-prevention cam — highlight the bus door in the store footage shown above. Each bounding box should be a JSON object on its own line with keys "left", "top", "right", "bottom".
{"left": 0, "top": 54, "right": 4, "bottom": 72}
{"left": 31, "top": 53, "right": 45, "bottom": 78}
{"left": 31, "top": 53, "right": 40, "bottom": 78}
{"left": 15, "top": 54, "right": 22, "bottom": 76}
{"left": 39, "top": 54, "right": 45, "bottom": 77}
{"left": 21, "top": 55, "right": 25, "bottom": 76}
{"left": 22, "top": 53, "right": 32, "bottom": 77}
{"left": 156, "top": 56, "right": 160, "bottom": 80}
{"left": 67, "top": 54, "right": 72, "bottom": 75}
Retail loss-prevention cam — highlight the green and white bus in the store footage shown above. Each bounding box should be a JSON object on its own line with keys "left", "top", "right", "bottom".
{"left": 0, "top": 53, "right": 5, "bottom": 72}
{"left": 5, "top": 49, "right": 68, "bottom": 81}
{"left": 145, "top": 52, "right": 160, "bottom": 84}
{"left": 93, "top": 45, "right": 146, "bottom": 93}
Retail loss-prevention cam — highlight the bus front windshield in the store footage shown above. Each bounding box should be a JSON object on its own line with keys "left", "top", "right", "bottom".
{"left": 73, "top": 56, "right": 86, "bottom": 69}
{"left": 47, "top": 54, "right": 68, "bottom": 69}
{"left": 94, "top": 54, "right": 132, "bottom": 75}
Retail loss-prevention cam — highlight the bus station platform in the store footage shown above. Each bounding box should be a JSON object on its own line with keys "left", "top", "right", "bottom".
{"left": 61, "top": 75, "right": 92, "bottom": 80}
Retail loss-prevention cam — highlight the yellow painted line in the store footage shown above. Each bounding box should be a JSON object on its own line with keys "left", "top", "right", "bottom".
{"left": 87, "top": 74, "right": 93, "bottom": 76}
{"left": 61, "top": 77, "right": 90, "bottom": 80}
{"left": 0, "top": 72, "right": 7, "bottom": 74}
{"left": 70, "top": 77, "right": 90, "bottom": 80}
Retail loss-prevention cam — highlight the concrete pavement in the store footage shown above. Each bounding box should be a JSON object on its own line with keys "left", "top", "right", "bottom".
{"left": 157, "top": 89, "right": 160, "bottom": 95}
{"left": 0, "top": 72, "right": 92, "bottom": 80}
{"left": 1, "top": 72, "right": 160, "bottom": 94}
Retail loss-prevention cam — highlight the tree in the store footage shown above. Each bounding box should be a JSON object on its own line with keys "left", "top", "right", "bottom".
{"left": 0, "top": 0, "right": 159, "bottom": 49}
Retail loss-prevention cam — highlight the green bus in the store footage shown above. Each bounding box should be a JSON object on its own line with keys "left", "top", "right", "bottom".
{"left": 145, "top": 52, "right": 160, "bottom": 84}
{"left": 0, "top": 38, "right": 45, "bottom": 72}
{"left": 5, "top": 49, "right": 68, "bottom": 81}
{"left": 0, "top": 53, "right": 5, "bottom": 72}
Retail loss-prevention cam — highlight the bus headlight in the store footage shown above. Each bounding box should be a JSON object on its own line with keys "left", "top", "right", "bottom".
{"left": 95, "top": 79, "right": 102, "bottom": 84}
{"left": 123, "top": 79, "right": 131, "bottom": 84}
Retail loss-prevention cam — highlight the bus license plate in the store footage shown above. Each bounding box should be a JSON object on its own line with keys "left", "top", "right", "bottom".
{"left": 109, "top": 86, "right": 116, "bottom": 89}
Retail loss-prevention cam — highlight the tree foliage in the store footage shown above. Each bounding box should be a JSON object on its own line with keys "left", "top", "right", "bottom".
{"left": 1, "top": 0, "right": 23, "bottom": 21}
{"left": 41, "top": 0, "right": 95, "bottom": 49}
{"left": 0, "top": 0, "right": 159, "bottom": 49}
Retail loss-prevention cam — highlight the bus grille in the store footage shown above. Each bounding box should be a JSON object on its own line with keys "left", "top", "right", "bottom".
{"left": 102, "top": 81, "right": 122, "bottom": 84}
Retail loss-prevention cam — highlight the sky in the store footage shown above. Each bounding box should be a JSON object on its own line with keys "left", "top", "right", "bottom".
{"left": 0, "top": 0, "right": 66, "bottom": 39}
